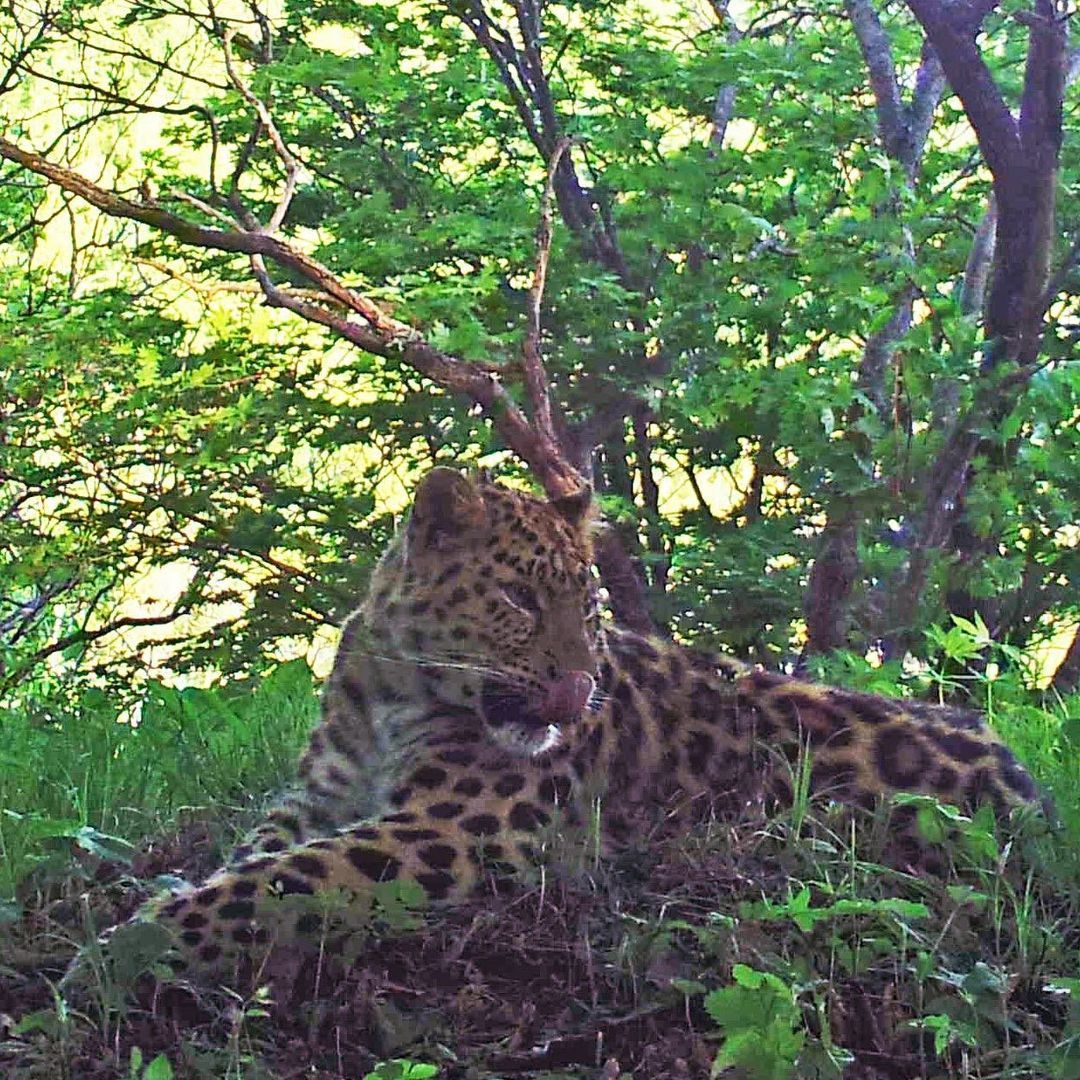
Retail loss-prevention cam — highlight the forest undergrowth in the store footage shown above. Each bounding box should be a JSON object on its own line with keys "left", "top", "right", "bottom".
{"left": 2, "top": 632, "right": 1079, "bottom": 1080}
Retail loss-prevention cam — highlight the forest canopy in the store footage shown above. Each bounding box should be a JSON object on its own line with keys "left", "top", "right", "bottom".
{"left": 1, "top": 0, "right": 1078, "bottom": 705}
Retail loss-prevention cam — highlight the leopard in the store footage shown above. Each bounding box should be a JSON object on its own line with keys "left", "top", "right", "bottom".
{"left": 128, "top": 466, "right": 1043, "bottom": 982}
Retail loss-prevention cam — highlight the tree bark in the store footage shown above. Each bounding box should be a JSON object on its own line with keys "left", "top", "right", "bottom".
{"left": 593, "top": 528, "right": 655, "bottom": 636}
{"left": 881, "top": 0, "right": 1068, "bottom": 655}
{"left": 706, "top": 0, "right": 744, "bottom": 154}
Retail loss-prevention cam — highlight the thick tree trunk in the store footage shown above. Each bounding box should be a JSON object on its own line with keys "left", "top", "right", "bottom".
{"left": 879, "top": 0, "right": 1067, "bottom": 656}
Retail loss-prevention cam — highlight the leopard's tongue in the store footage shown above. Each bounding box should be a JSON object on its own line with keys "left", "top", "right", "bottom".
{"left": 540, "top": 671, "right": 595, "bottom": 723}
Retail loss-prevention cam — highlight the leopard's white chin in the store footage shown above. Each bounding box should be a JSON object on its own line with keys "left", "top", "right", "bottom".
{"left": 491, "top": 722, "right": 562, "bottom": 758}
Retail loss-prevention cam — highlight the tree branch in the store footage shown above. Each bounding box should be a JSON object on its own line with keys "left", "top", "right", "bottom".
{"left": 845, "top": 0, "right": 907, "bottom": 166}
{"left": 593, "top": 527, "right": 655, "bottom": 635}
{"left": 904, "top": 0, "right": 1022, "bottom": 181}
{"left": 0, "top": 136, "right": 587, "bottom": 500}
{"left": 219, "top": 26, "right": 299, "bottom": 234}
{"left": 0, "top": 137, "right": 391, "bottom": 327}
{"left": 907, "top": 41, "right": 947, "bottom": 169}
{"left": 707, "top": 0, "right": 744, "bottom": 154}
{"left": 522, "top": 137, "right": 575, "bottom": 453}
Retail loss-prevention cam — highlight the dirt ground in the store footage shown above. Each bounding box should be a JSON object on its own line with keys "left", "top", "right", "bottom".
{"left": 1, "top": 815, "right": 1072, "bottom": 1079}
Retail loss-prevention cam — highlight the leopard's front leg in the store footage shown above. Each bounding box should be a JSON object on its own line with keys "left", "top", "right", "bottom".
{"left": 152, "top": 820, "right": 470, "bottom": 975}
{"left": 139, "top": 764, "right": 581, "bottom": 981}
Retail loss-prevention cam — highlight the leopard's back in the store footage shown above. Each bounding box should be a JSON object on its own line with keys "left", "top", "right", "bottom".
{"left": 598, "top": 625, "right": 1041, "bottom": 823}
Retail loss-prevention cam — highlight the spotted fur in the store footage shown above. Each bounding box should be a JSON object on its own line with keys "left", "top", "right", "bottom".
{"left": 131, "top": 468, "right": 1042, "bottom": 979}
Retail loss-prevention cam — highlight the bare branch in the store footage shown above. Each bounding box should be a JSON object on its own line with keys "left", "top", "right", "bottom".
{"left": 804, "top": 0, "right": 945, "bottom": 653}
{"left": 572, "top": 391, "right": 640, "bottom": 450}
{"left": 168, "top": 188, "right": 236, "bottom": 227}
{"left": 847, "top": 0, "right": 947, "bottom": 179}
{"left": 0, "top": 136, "right": 584, "bottom": 499}
{"left": 707, "top": 0, "right": 744, "bottom": 154}
{"left": 904, "top": 0, "right": 1066, "bottom": 368}
{"left": 522, "top": 136, "right": 574, "bottom": 452}
{"left": 19, "top": 593, "right": 198, "bottom": 680}
{"left": 1004, "top": 0, "right": 1067, "bottom": 360}
{"left": 134, "top": 256, "right": 335, "bottom": 302}
{"left": 247, "top": 254, "right": 579, "bottom": 495}
{"left": 593, "top": 527, "right": 655, "bottom": 635}
{"left": 0, "top": 135, "right": 400, "bottom": 332}
{"left": 856, "top": 291, "right": 915, "bottom": 418}
{"left": 0, "top": 577, "right": 76, "bottom": 643}
{"left": 219, "top": 26, "right": 299, "bottom": 233}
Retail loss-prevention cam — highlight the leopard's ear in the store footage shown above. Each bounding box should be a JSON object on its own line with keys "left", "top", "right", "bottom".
{"left": 407, "top": 467, "right": 486, "bottom": 553}
{"left": 551, "top": 486, "right": 594, "bottom": 528}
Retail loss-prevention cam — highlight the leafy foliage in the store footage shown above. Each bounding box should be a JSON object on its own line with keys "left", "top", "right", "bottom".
{"left": 0, "top": 0, "right": 1077, "bottom": 694}
{"left": 704, "top": 965, "right": 805, "bottom": 1080}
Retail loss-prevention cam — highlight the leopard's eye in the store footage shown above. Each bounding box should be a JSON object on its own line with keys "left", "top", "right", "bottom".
{"left": 502, "top": 583, "right": 540, "bottom": 614}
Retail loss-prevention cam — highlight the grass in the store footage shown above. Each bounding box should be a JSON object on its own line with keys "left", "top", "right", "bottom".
{"left": 0, "top": 659, "right": 317, "bottom": 904}
{"left": 1, "top": 632, "right": 1078, "bottom": 1079}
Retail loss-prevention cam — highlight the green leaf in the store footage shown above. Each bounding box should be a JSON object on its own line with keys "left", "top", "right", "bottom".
{"left": 143, "top": 1054, "right": 174, "bottom": 1080}
{"left": 364, "top": 1061, "right": 439, "bottom": 1080}
{"left": 72, "top": 825, "right": 137, "bottom": 865}
{"left": 134, "top": 346, "right": 160, "bottom": 387}
{"left": 14, "top": 1010, "right": 62, "bottom": 1037}
{"left": 705, "top": 967, "right": 803, "bottom": 1080}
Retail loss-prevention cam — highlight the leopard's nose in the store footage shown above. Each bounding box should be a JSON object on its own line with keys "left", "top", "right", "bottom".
{"left": 541, "top": 670, "right": 595, "bottom": 723}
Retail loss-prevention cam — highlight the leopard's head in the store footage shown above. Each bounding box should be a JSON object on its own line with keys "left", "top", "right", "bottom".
{"left": 361, "top": 467, "right": 601, "bottom": 755}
